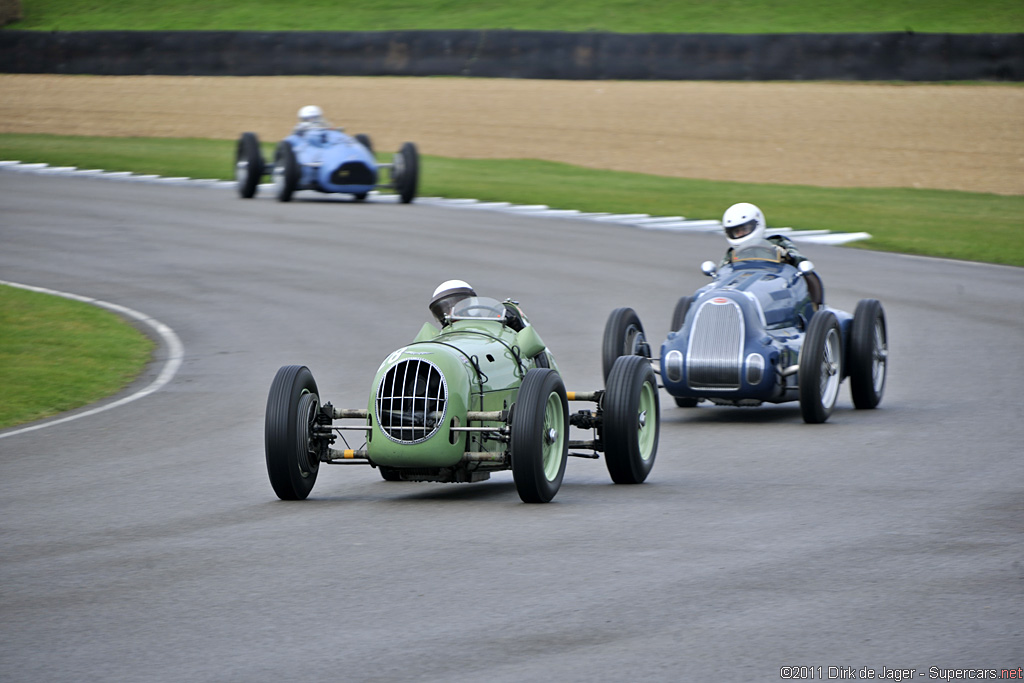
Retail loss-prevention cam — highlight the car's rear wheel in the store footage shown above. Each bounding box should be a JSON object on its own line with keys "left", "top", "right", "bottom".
{"left": 603, "top": 355, "right": 660, "bottom": 484}
{"left": 265, "top": 365, "right": 323, "bottom": 500}
{"left": 273, "top": 141, "right": 299, "bottom": 202}
{"left": 355, "top": 133, "right": 374, "bottom": 156}
{"left": 601, "top": 307, "right": 650, "bottom": 382}
{"left": 668, "top": 296, "right": 699, "bottom": 407}
{"left": 849, "top": 299, "right": 888, "bottom": 409}
{"left": 799, "top": 310, "right": 842, "bottom": 424}
{"left": 511, "top": 368, "right": 568, "bottom": 503}
{"left": 235, "top": 132, "right": 264, "bottom": 199}
{"left": 393, "top": 142, "right": 419, "bottom": 204}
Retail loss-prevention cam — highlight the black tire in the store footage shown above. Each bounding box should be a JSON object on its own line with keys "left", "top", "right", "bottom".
{"left": 265, "top": 365, "right": 323, "bottom": 500}
{"left": 235, "top": 132, "right": 264, "bottom": 199}
{"left": 601, "top": 307, "right": 650, "bottom": 382}
{"left": 355, "top": 133, "right": 374, "bottom": 156}
{"left": 511, "top": 368, "right": 569, "bottom": 504}
{"left": 849, "top": 299, "right": 888, "bottom": 409}
{"left": 352, "top": 192, "right": 368, "bottom": 202}
{"left": 393, "top": 142, "right": 419, "bottom": 204}
{"left": 273, "top": 141, "right": 299, "bottom": 202}
{"left": 798, "top": 310, "right": 843, "bottom": 424}
{"left": 670, "top": 296, "right": 693, "bottom": 333}
{"left": 668, "top": 296, "right": 699, "bottom": 407}
{"left": 603, "top": 355, "right": 660, "bottom": 484}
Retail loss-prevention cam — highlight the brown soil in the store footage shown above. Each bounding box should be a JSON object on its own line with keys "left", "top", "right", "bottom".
{"left": 1, "top": 74, "right": 1021, "bottom": 195}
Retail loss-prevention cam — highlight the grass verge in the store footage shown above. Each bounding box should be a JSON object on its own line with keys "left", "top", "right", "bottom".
{"left": 0, "top": 285, "right": 154, "bottom": 430}
{"left": 2, "top": 132, "right": 1022, "bottom": 267}
{"left": 8, "top": 0, "right": 1024, "bottom": 33}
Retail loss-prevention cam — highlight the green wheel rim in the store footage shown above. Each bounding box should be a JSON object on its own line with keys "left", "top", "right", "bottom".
{"left": 542, "top": 391, "right": 565, "bottom": 481}
{"left": 637, "top": 380, "right": 657, "bottom": 461}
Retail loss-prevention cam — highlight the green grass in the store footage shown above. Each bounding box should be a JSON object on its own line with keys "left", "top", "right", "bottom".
{"left": 2, "top": 132, "right": 1022, "bottom": 267}
{"left": 0, "top": 285, "right": 155, "bottom": 430}
{"left": 8, "top": 0, "right": 1024, "bottom": 34}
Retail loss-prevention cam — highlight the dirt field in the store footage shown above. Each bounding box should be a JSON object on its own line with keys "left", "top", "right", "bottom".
{"left": 1, "top": 74, "right": 1021, "bottom": 195}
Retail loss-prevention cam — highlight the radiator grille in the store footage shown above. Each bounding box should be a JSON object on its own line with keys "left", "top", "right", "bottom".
{"left": 375, "top": 358, "right": 447, "bottom": 443}
{"left": 687, "top": 299, "right": 744, "bottom": 389}
{"left": 330, "top": 161, "right": 377, "bottom": 186}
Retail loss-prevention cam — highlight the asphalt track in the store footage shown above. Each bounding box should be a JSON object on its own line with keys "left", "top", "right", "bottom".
{"left": 1, "top": 171, "right": 1022, "bottom": 682}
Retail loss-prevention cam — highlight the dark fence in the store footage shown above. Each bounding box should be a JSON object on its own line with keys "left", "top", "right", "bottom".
{"left": 1, "top": 30, "right": 1021, "bottom": 80}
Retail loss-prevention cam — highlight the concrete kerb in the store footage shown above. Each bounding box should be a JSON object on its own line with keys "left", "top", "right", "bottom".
{"left": 0, "top": 161, "right": 871, "bottom": 245}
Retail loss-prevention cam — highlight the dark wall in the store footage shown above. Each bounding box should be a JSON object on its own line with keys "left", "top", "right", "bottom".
{"left": 1, "top": 30, "right": 1021, "bottom": 80}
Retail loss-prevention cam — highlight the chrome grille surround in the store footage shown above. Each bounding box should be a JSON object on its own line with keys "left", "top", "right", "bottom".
{"left": 687, "top": 298, "right": 745, "bottom": 390}
{"left": 375, "top": 358, "right": 448, "bottom": 444}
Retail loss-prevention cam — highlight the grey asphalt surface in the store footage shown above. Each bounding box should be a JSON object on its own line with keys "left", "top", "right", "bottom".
{"left": 1, "top": 171, "right": 1022, "bottom": 682}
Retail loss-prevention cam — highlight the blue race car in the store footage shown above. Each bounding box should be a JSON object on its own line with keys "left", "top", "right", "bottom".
{"left": 602, "top": 243, "right": 888, "bottom": 423}
{"left": 234, "top": 128, "right": 419, "bottom": 203}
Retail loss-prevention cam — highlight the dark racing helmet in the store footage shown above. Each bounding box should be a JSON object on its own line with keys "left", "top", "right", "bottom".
{"left": 429, "top": 279, "right": 476, "bottom": 325}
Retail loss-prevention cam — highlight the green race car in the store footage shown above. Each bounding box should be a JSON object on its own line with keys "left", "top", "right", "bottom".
{"left": 265, "top": 281, "right": 660, "bottom": 503}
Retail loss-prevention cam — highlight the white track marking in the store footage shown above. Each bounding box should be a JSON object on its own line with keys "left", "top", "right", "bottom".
{"left": 0, "top": 161, "right": 871, "bottom": 244}
{"left": 0, "top": 281, "right": 185, "bottom": 439}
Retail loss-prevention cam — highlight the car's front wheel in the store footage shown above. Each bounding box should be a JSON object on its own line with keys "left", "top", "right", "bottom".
{"left": 848, "top": 298, "right": 888, "bottom": 409}
{"left": 799, "top": 310, "right": 842, "bottom": 424}
{"left": 265, "top": 365, "right": 323, "bottom": 500}
{"left": 235, "top": 132, "right": 264, "bottom": 199}
{"left": 511, "top": 368, "right": 569, "bottom": 503}
{"left": 273, "top": 141, "right": 299, "bottom": 202}
{"left": 603, "top": 355, "right": 660, "bottom": 484}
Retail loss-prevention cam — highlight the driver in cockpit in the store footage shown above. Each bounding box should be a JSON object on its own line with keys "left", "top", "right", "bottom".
{"left": 292, "top": 105, "right": 332, "bottom": 136}
{"left": 719, "top": 202, "right": 823, "bottom": 308}
{"left": 428, "top": 279, "right": 527, "bottom": 331}
{"left": 720, "top": 202, "right": 806, "bottom": 267}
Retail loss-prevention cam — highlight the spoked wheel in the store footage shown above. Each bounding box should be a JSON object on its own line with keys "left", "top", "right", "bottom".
{"left": 601, "top": 307, "right": 650, "bottom": 382}
{"left": 799, "top": 311, "right": 843, "bottom": 424}
{"left": 603, "top": 355, "right": 660, "bottom": 484}
{"left": 849, "top": 298, "right": 888, "bottom": 409}
{"left": 265, "top": 365, "right": 325, "bottom": 500}
{"left": 235, "top": 132, "right": 264, "bottom": 199}
{"left": 392, "top": 142, "right": 419, "bottom": 204}
{"left": 273, "top": 141, "right": 300, "bottom": 202}
{"left": 511, "top": 368, "right": 569, "bottom": 503}
{"left": 669, "top": 296, "right": 698, "bottom": 407}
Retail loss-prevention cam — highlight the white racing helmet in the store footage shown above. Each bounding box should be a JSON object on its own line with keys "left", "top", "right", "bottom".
{"left": 429, "top": 279, "right": 476, "bottom": 325}
{"left": 297, "top": 105, "right": 325, "bottom": 127}
{"left": 722, "top": 202, "right": 766, "bottom": 250}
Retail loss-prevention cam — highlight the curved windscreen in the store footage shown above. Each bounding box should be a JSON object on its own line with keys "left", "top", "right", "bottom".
{"left": 449, "top": 297, "right": 507, "bottom": 322}
{"left": 732, "top": 244, "right": 783, "bottom": 263}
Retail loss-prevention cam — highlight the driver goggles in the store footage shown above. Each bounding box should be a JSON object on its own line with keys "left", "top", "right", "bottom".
{"left": 725, "top": 218, "right": 757, "bottom": 240}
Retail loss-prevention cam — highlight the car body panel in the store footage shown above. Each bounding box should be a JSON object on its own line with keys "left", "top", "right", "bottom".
{"left": 363, "top": 299, "right": 552, "bottom": 468}
{"left": 661, "top": 244, "right": 852, "bottom": 406}
{"left": 285, "top": 130, "right": 378, "bottom": 195}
